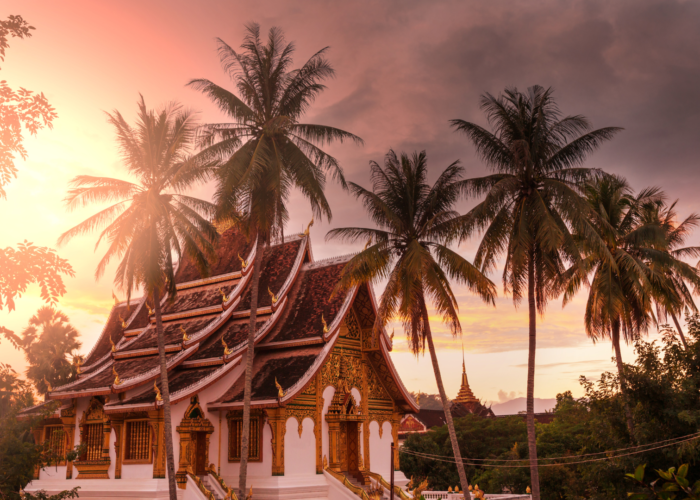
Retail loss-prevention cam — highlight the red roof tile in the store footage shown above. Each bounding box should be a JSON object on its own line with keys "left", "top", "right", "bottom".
{"left": 125, "top": 316, "right": 217, "bottom": 351}
{"left": 189, "top": 318, "right": 266, "bottom": 360}
{"left": 175, "top": 227, "right": 253, "bottom": 283}
{"left": 82, "top": 303, "right": 130, "bottom": 367}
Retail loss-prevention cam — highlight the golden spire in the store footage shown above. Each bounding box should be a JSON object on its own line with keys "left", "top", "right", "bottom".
{"left": 454, "top": 343, "right": 477, "bottom": 404}
{"left": 110, "top": 335, "right": 116, "bottom": 353}
{"left": 219, "top": 287, "right": 229, "bottom": 303}
{"left": 113, "top": 365, "right": 122, "bottom": 386}
{"left": 43, "top": 377, "right": 52, "bottom": 392}
{"left": 304, "top": 217, "right": 314, "bottom": 236}
{"left": 180, "top": 325, "right": 189, "bottom": 342}
{"left": 238, "top": 253, "right": 248, "bottom": 269}
{"left": 268, "top": 287, "right": 278, "bottom": 306}
{"left": 275, "top": 377, "right": 285, "bottom": 398}
{"left": 416, "top": 393, "right": 420, "bottom": 406}
{"left": 321, "top": 314, "right": 329, "bottom": 334}
{"left": 221, "top": 335, "right": 232, "bottom": 356}
{"left": 154, "top": 380, "right": 162, "bottom": 402}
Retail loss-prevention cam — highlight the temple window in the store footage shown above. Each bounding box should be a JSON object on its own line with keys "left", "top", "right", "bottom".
{"left": 228, "top": 414, "right": 262, "bottom": 462}
{"left": 81, "top": 422, "right": 103, "bottom": 461}
{"left": 124, "top": 419, "right": 152, "bottom": 462}
{"left": 43, "top": 425, "right": 66, "bottom": 462}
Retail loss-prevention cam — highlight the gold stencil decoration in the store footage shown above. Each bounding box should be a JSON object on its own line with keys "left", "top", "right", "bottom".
{"left": 344, "top": 310, "right": 361, "bottom": 340}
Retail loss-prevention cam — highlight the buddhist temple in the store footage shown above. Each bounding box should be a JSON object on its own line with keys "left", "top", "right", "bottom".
{"left": 20, "top": 227, "right": 418, "bottom": 500}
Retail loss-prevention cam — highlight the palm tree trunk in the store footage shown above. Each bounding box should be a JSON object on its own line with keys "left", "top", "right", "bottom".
{"left": 671, "top": 311, "right": 689, "bottom": 349}
{"left": 239, "top": 237, "right": 265, "bottom": 497}
{"left": 421, "top": 302, "right": 470, "bottom": 495}
{"left": 612, "top": 323, "right": 635, "bottom": 439}
{"left": 154, "top": 293, "right": 178, "bottom": 500}
{"left": 526, "top": 252, "right": 541, "bottom": 500}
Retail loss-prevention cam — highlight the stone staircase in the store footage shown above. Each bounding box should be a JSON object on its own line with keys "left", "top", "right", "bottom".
{"left": 344, "top": 473, "right": 390, "bottom": 500}
{"left": 199, "top": 475, "right": 225, "bottom": 500}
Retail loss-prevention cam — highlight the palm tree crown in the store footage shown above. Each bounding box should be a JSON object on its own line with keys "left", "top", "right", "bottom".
{"left": 58, "top": 96, "right": 217, "bottom": 299}
{"left": 188, "top": 23, "right": 363, "bottom": 241}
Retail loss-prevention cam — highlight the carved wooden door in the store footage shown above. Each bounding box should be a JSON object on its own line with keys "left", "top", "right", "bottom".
{"left": 195, "top": 432, "right": 208, "bottom": 475}
{"left": 346, "top": 423, "right": 359, "bottom": 472}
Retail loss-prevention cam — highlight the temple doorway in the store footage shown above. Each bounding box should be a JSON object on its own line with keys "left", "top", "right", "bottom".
{"left": 193, "top": 432, "right": 208, "bottom": 475}
{"left": 346, "top": 423, "right": 359, "bottom": 474}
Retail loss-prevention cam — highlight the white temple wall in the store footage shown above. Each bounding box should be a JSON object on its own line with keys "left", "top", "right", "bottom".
{"left": 121, "top": 464, "right": 153, "bottom": 479}
{"left": 368, "top": 420, "right": 393, "bottom": 478}
{"left": 39, "top": 466, "right": 66, "bottom": 481}
{"left": 284, "top": 417, "right": 315, "bottom": 476}
{"left": 219, "top": 420, "right": 273, "bottom": 482}
{"left": 321, "top": 385, "right": 335, "bottom": 463}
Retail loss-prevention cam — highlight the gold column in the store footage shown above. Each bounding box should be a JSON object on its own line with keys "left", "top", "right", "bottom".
{"left": 315, "top": 374, "right": 324, "bottom": 474}
{"left": 267, "top": 407, "right": 287, "bottom": 476}
{"left": 110, "top": 416, "right": 124, "bottom": 479}
{"left": 327, "top": 421, "right": 341, "bottom": 472}
{"left": 361, "top": 359, "right": 370, "bottom": 472}
{"left": 218, "top": 410, "right": 222, "bottom": 475}
{"left": 62, "top": 402, "right": 76, "bottom": 479}
{"left": 148, "top": 409, "right": 166, "bottom": 479}
{"left": 176, "top": 429, "right": 192, "bottom": 488}
{"left": 391, "top": 411, "right": 400, "bottom": 470}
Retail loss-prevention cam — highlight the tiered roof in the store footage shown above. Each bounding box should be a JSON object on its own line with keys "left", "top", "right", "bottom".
{"left": 42, "top": 228, "right": 417, "bottom": 415}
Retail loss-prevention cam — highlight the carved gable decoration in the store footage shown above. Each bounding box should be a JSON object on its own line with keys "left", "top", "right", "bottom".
{"left": 81, "top": 397, "right": 105, "bottom": 424}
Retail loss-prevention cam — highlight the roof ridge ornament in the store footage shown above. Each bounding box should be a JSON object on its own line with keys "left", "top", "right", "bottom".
{"left": 147, "top": 302, "right": 154, "bottom": 316}
{"left": 321, "top": 314, "right": 329, "bottom": 335}
{"left": 180, "top": 325, "right": 189, "bottom": 342}
{"left": 154, "top": 380, "right": 162, "bottom": 402}
{"left": 73, "top": 355, "right": 82, "bottom": 375}
{"left": 275, "top": 377, "right": 285, "bottom": 398}
{"left": 43, "top": 376, "right": 52, "bottom": 392}
{"left": 119, "top": 313, "right": 127, "bottom": 330}
{"left": 221, "top": 335, "right": 232, "bottom": 356}
{"left": 113, "top": 365, "right": 122, "bottom": 386}
{"left": 219, "top": 287, "right": 229, "bottom": 303}
{"left": 304, "top": 217, "right": 314, "bottom": 236}
{"left": 110, "top": 335, "right": 117, "bottom": 353}
{"left": 238, "top": 253, "right": 248, "bottom": 270}
{"left": 268, "top": 287, "right": 278, "bottom": 306}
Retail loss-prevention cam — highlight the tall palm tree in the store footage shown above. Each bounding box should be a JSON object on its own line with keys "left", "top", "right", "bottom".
{"left": 328, "top": 150, "right": 497, "bottom": 494}
{"left": 58, "top": 96, "right": 217, "bottom": 500}
{"left": 642, "top": 200, "right": 700, "bottom": 349}
{"left": 451, "top": 86, "right": 621, "bottom": 499}
{"left": 188, "top": 24, "right": 362, "bottom": 495}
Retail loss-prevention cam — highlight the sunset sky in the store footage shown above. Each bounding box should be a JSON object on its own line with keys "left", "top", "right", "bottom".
{"left": 2, "top": 0, "right": 700, "bottom": 406}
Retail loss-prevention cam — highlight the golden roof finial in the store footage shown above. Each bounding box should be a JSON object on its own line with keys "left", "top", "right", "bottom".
{"left": 275, "top": 377, "right": 285, "bottom": 398}
{"left": 110, "top": 335, "right": 117, "bottom": 353}
{"left": 43, "top": 376, "right": 52, "bottom": 392}
{"left": 119, "top": 314, "right": 127, "bottom": 329}
{"left": 73, "top": 355, "right": 82, "bottom": 375}
{"left": 180, "top": 325, "right": 189, "bottom": 342}
{"left": 221, "top": 335, "right": 232, "bottom": 356}
{"left": 112, "top": 365, "right": 122, "bottom": 386}
{"left": 219, "top": 287, "right": 229, "bottom": 303}
{"left": 268, "top": 287, "right": 278, "bottom": 306}
{"left": 147, "top": 302, "right": 154, "bottom": 316}
{"left": 416, "top": 393, "right": 420, "bottom": 406}
{"left": 154, "top": 380, "right": 162, "bottom": 402}
{"left": 321, "top": 314, "right": 329, "bottom": 334}
{"left": 238, "top": 253, "right": 248, "bottom": 269}
{"left": 304, "top": 217, "right": 314, "bottom": 236}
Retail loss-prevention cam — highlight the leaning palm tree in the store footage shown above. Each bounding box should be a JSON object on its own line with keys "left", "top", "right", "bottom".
{"left": 451, "top": 86, "right": 621, "bottom": 499}
{"left": 188, "top": 24, "right": 362, "bottom": 495}
{"left": 58, "top": 96, "right": 217, "bottom": 500}
{"left": 328, "top": 150, "right": 497, "bottom": 495}
{"left": 642, "top": 200, "right": 700, "bottom": 349}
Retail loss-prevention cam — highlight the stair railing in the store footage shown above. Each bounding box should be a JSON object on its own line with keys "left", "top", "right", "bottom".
{"left": 187, "top": 470, "right": 216, "bottom": 500}
{"left": 364, "top": 470, "right": 411, "bottom": 500}
{"left": 324, "top": 467, "right": 370, "bottom": 500}
{"left": 208, "top": 465, "right": 239, "bottom": 500}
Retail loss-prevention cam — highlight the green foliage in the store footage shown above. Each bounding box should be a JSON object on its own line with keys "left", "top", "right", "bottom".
{"left": 401, "top": 313, "right": 700, "bottom": 499}
{"left": 0, "top": 15, "right": 58, "bottom": 198}
{"left": 4, "top": 307, "right": 80, "bottom": 395}
{"left": 0, "top": 242, "right": 74, "bottom": 341}
{"left": 626, "top": 463, "right": 700, "bottom": 499}
{"left": 23, "top": 488, "right": 80, "bottom": 500}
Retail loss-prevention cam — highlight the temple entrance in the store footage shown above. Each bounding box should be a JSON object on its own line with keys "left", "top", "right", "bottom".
{"left": 194, "top": 432, "right": 208, "bottom": 475}
{"left": 345, "top": 423, "right": 359, "bottom": 473}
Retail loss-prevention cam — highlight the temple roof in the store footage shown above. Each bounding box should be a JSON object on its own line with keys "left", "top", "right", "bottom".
{"left": 47, "top": 227, "right": 417, "bottom": 413}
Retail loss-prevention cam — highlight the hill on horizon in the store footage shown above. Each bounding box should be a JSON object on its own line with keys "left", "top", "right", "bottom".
{"left": 489, "top": 397, "right": 557, "bottom": 415}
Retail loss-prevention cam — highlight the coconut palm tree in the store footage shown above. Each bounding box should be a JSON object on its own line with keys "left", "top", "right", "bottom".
{"left": 188, "top": 24, "right": 362, "bottom": 495}
{"left": 327, "top": 150, "right": 497, "bottom": 494}
{"left": 642, "top": 200, "right": 700, "bottom": 349}
{"left": 450, "top": 86, "right": 621, "bottom": 499}
{"left": 58, "top": 96, "right": 217, "bottom": 500}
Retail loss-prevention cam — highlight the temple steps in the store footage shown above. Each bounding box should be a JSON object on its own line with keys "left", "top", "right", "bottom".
{"left": 199, "top": 476, "right": 225, "bottom": 500}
